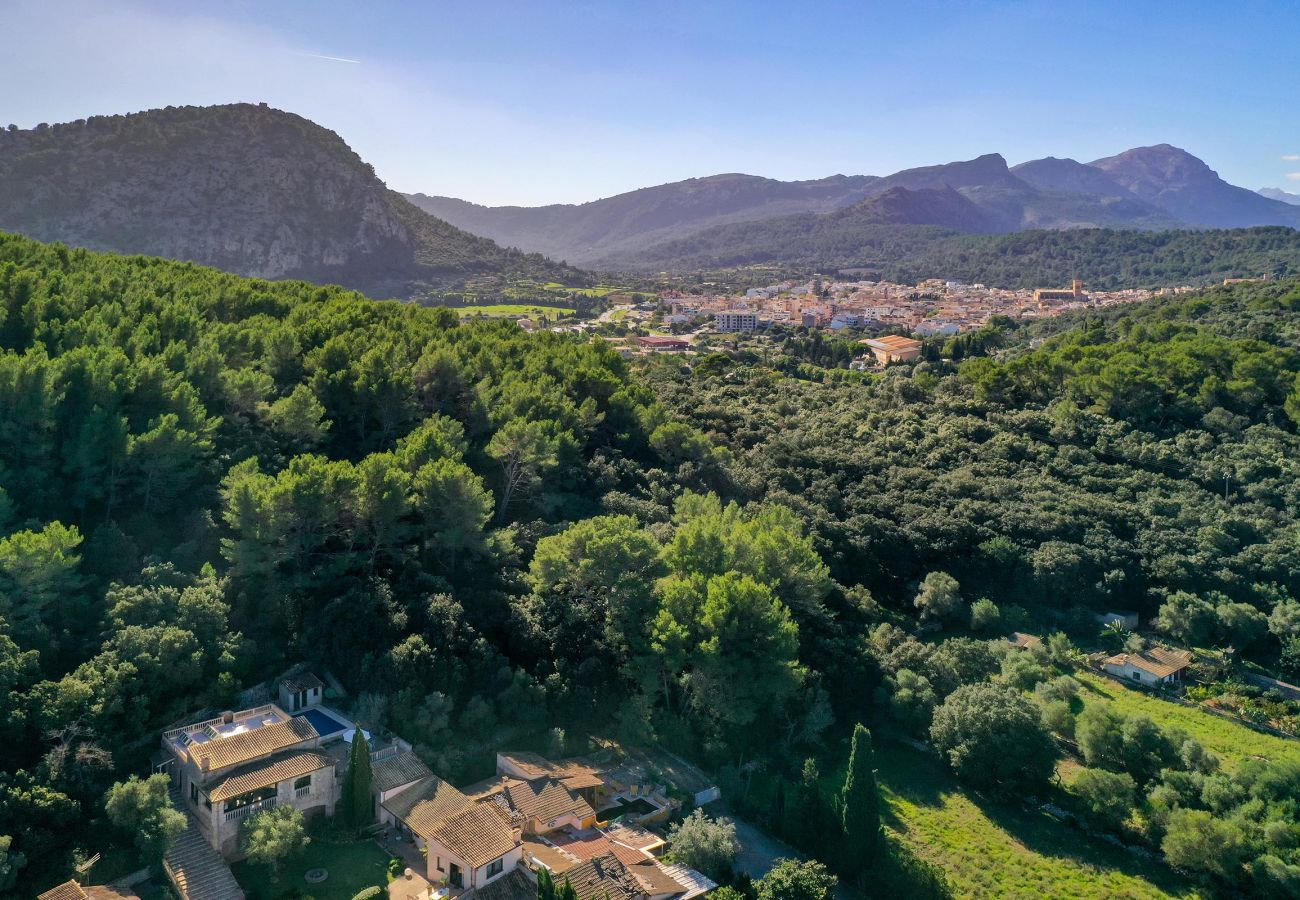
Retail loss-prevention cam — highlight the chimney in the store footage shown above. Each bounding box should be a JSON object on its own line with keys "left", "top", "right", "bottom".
{"left": 222, "top": 710, "right": 234, "bottom": 724}
{"left": 200, "top": 756, "right": 210, "bottom": 774}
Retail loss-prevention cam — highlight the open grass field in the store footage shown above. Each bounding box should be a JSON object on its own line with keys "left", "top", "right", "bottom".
{"left": 874, "top": 742, "right": 1200, "bottom": 900}
{"left": 453, "top": 303, "right": 575, "bottom": 318}
{"left": 538, "top": 282, "right": 633, "bottom": 297}
{"left": 1074, "top": 670, "right": 1300, "bottom": 770}
{"left": 232, "top": 836, "right": 391, "bottom": 900}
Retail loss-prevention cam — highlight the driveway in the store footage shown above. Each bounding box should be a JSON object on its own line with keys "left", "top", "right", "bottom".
{"left": 719, "top": 804, "right": 857, "bottom": 900}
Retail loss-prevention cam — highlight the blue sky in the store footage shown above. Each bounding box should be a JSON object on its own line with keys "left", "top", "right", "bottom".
{"left": 4, "top": 0, "right": 1299, "bottom": 206}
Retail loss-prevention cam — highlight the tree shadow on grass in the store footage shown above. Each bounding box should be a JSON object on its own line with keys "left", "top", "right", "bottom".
{"left": 965, "top": 787, "right": 1200, "bottom": 897}
{"left": 1080, "top": 678, "right": 1117, "bottom": 700}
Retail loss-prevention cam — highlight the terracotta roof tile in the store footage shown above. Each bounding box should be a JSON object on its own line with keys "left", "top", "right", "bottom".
{"left": 373, "top": 752, "right": 433, "bottom": 793}
{"left": 194, "top": 716, "right": 317, "bottom": 772}
{"left": 505, "top": 779, "right": 595, "bottom": 828}
{"left": 466, "top": 867, "right": 535, "bottom": 900}
{"left": 383, "top": 776, "right": 474, "bottom": 837}
{"left": 1103, "top": 648, "right": 1193, "bottom": 678}
{"left": 280, "top": 673, "right": 325, "bottom": 693}
{"left": 628, "top": 861, "right": 685, "bottom": 896}
{"left": 558, "top": 853, "right": 643, "bottom": 900}
{"left": 38, "top": 881, "right": 90, "bottom": 900}
{"left": 426, "top": 803, "right": 520, "bottom": 868}
{"left": 206, "top": 750, "right": 329, "bottom": 801}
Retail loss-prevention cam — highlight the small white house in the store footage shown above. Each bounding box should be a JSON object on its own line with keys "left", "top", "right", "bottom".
{"left": 1101, "top": 648, "right": 1193, "bottom": 685}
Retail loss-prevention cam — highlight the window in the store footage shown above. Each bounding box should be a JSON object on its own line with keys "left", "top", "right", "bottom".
{"left": 436, "top": 857, "right": 444, "bottom": 873}
{"left": 189, "top": 782, "right": 198, "bottom": 804}
{"left": 294, "top": 775, "right": 312, "bottom": 791}
{"left": 486, "top": 858, "right": 504, "bottom": 879}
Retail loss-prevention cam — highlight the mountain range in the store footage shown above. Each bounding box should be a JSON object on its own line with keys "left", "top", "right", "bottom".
{"left": 0, "top": 103, "right": 578, "bottom": 296}
{"left": 1259, "top": 187, "right": 1300, "bottom": 205}
{"left": 2, "top": 103, "right": 1297, "bottom": 289}
{"left": 410, "top": 145, "right": 1300, "bottom": 270}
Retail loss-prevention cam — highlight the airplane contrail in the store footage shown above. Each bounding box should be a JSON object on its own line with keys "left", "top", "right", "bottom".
{"left": 299, "top": 52, "right": 361, "bottom": 64}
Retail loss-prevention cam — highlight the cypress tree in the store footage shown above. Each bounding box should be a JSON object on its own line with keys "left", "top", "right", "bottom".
{"left": 797, "top": 758, "right": 826, "bottom": 848}
{"left": 840, "top": 723, "right": 882, "bottom": 866}
{"left": 557, "top": 878, "right": 578, "bottom": 900}
{"left": 772, "top": 777, "right": 787, "bottom": 838}
{"left": 343, "top": 729, "right": 374, "bottom": 827}
{"left": 537, "top": 867, "right": 556, "bottom": 900}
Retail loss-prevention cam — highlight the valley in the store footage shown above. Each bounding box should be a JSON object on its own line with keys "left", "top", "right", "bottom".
{"left": 4, "top": 13, "right": 1300, "bottom": 896}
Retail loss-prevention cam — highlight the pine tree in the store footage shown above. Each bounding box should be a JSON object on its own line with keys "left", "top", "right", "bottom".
{"left": 557, "top": 878, "right": 579, "bottom": 900}
{"left": 840, "top": 723, "right": 882, "bottom": 866}
{"left": 341, "top": 729, "right": 374, "bottom": 827}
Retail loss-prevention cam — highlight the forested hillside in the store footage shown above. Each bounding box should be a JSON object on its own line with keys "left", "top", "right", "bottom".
{"left": 5, "top": 233, "right": 1300, "bottom": 897}
{"left": 0, "top": 104, "right": 580, "bottom": 297}
{"left": 650, "top": 279, "right": 1300, "bottom": 614}
{"left": 606, "top": 220, "right": 1300, "bottom": 288}
{"left": 0, "top": 233, "right": 900, "bottom": 896}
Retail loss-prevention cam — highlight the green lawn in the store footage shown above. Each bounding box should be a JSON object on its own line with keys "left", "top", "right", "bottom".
{"left": 232, "top": 836, "right": 392, "bottom": 900}
{"left": 453, "top": 303, "right": 575, "bottom": 318}
{"left": 1074, "top": 671, "right": 1300, "bottom": 770}
{"left": 875, "top": 743, "right": 1200, "bottom": 900}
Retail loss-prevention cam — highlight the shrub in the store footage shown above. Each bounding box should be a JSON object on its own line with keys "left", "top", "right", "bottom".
{"left": 1072, "top": 768, "right": 1135, "bottom": 830}
{"left": 1040, "top": 699, "right": 1075, "bottom": 737}
{"left": 969, "top": 598, "right": 1001, "bottom": 633}
{"left": 929, "top": 682, "right": 1058, "bottom": 794}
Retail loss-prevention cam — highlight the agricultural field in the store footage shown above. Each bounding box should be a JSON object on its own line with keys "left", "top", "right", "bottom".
{"left": 452, "top": 303, "right": 575, "bottom": 318}
{"left": 538, "top": 282, "right": 637, "bottom": 297}
{"left": 1073, "top": 671, "right": 1300, "bottom": 770}
{"left": 874, "top": 743, "right": 1200, "bottom": 900}
{"left": 500, "top": 280, "right": 645, "bottom": 300}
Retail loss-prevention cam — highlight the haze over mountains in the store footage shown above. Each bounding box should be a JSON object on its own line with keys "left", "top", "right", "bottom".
{"left": 411, "top": 145, "right": 1300, "bottom": 270}
{"left": 0, "top": 103, "right": 577, "bottom": 296}
{"left": 1260, "top": 187, "right": 1300, "bottom": 205}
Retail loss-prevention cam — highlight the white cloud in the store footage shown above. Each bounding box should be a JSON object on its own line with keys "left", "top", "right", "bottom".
{"left": 1284, "top": 154, "right": 1300, "bottom": 161}
{"left": 1287, "top": 172, "right": 1300, "bottom": 181}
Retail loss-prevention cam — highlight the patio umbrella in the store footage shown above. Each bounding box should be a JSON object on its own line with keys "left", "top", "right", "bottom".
{"left": 342, "top": 727, "right": 373, "bottom": 744}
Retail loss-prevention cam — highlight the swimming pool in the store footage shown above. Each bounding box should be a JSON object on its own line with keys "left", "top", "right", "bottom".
{"left": 293, "top": 707, "right": 348, "bottom": 738}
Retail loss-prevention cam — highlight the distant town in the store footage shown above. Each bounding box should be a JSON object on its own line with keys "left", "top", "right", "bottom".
{"left": 513, "top": 276, "right": 1218, "bottom": 361}
{"left": 658, "top": 277, "right": 1176, "bottom": 334}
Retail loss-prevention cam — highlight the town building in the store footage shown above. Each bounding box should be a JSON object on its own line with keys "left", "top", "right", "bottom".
{"left": 636, "top": 336, "right": 690, "bottom": 352}
{"left": 860, "top": 335, "right": 923, "bottom": 365}
{"left": 714, "top": 310, "right": 758, "bottom": 332}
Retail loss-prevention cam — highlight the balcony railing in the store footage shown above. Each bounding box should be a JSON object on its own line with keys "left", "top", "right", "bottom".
{"left": 295, "top": 785, "right": 311, "bottom": 799}
{"left": 224, "top": 795, "right": 278, "bottom": 823}
{"left": 164, "top": 704, "right": 279, "bottom": 741}
{"left": 371, "top": 746, "right": 401, "bottom": 763}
